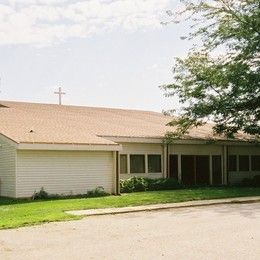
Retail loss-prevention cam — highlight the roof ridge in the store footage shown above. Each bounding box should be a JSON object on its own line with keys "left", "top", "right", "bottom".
{"left": 0, "top": 100, "right": 164, "bottom": 115}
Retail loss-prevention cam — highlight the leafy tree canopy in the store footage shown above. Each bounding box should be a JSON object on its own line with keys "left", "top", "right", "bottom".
{"left": 162, "top": 0, "right": 260, "bottom": 138}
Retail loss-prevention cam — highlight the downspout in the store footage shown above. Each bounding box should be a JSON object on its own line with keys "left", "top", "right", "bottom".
{"left": 166, "top": 144, "right": 169, "bottom": 178}
{"left": 116, "top": 151, "right": 120, "bottom": 195}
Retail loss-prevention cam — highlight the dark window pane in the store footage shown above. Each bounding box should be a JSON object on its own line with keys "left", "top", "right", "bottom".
{"left": 181, "top": 155, "right": 195, "bottom": 185}
{"left": 212, "top": 155, "right": 222, "bottom": 185}
{"left": 120, "top": 155, "right": 127, "bottom": 174}
{"left": 251, "top": 156, "right": 260, "bottom": 171}
{"left": 148, "top": 155, "right": 161, "bottom": 173}
{"left": 130, "top": 155, "right": 145, "bottom": 173}
{"left": 196, "top": 155, "right": 210, "bottom": 185}
{"left": 239, "top": 155, "right": 249, "bottom": 171}
{"left": 228, "top": 155, "right": 237, "bottom": 171}
{"left": 169, "top": 155, "right": 178, "bottom": 179}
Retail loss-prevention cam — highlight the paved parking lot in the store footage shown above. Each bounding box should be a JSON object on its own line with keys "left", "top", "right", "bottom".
{"left": 0, "top": 202, "right": 259, "bottom": 260}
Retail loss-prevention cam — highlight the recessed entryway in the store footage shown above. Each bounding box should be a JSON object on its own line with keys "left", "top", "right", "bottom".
{"left": 181, "top": 155, "right": 210, "bottom": 185}
{"left": 170, "top": 155, "right": 214, "bottom": 185}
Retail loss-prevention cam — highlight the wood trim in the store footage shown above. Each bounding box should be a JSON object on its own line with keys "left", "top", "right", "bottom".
{"left": 193, "top": 156, "right": 196, "bottom": 185}
{"left": 209, "top": 155, "right": 213, "bottom": 185}
{"left": 223, "top": 145, "right": 228, "bottom": 185}
{"left": 145, "top": 154, "right": 148, "bottom": 174}
{"left": 116, "top": 151, "right": 120, "bottom": 195}
{"left": 166, "top": 144, "right": 169, "bottom": 178}
{"left": 177, "top": 154, "right": 182, "bottom": 183}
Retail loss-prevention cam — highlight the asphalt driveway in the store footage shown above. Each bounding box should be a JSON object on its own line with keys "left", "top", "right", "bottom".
{"left": 0, "top": 202, "right": 259, "bottom": 260}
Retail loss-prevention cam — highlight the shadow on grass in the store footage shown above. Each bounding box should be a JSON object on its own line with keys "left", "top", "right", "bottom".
{"left": 0, "top": 194, "right": 110, "bottom": 206}
{"left": 0, "top": 197, "right": 33, "bottom": 206}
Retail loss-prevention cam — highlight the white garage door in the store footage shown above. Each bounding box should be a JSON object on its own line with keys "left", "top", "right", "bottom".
{"left": 16, "top": 150, "right": 114, "bottom": 198}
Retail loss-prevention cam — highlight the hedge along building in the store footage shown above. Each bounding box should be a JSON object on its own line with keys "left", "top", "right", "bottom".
{"left": 0, "top": 101, "right": 259, "bottom": 198}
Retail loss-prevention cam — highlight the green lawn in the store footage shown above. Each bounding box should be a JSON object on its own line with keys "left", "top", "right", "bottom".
{"left": 0, "top": 187, "right": 259, "bottom": 230}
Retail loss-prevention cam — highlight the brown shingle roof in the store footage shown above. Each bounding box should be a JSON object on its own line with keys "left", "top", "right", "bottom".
{"left": 0, "top": 100, "right": 248, "bottom": 145}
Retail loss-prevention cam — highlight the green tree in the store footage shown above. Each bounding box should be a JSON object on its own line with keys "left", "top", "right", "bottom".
{"left": 162, "top": 0, "right": 260, "bottom": 138}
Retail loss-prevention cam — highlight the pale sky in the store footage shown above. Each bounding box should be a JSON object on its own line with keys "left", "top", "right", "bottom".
{"left": 0, "top": 0, "right": 191, "bottom": 112}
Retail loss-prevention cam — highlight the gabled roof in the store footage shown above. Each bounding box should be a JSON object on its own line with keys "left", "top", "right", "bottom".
{"left": 0, "top": 100, "right": 249, "bottom": 145}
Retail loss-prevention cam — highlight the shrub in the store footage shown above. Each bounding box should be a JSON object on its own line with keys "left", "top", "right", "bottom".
{"left": 86, "top": 186, "right": 109, "bottom": 197}
{"left": 147, "top": 178, "right": 182, "bottom": 191}
{"left": 120, "top": 177, "right": 182, "bottom": 193}
{"left": 32, "top": 186, "right": 109, "bottom": 200}
{"left": 32, "top": 187, "right": 49, "bottom": 200}
{"left": 241, "top": 175, "right": 260, "bottom": 187}
{"left": 242, "top": 178, "right": 252, "bottom": 186}
{"left": 253, "top": 175, "right": 260, "bottom": 186}
{"left": 120, "top": 178, "right": 134, "bottom": 193}
{"left": 120, "top": 177, "right": 148, "bottom": 193}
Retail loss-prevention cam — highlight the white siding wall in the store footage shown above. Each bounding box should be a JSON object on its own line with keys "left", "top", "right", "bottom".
{"left": 169, "top": 144, "right": 223, "bottom": 155}
{"left": 0, "top": 137, "right": 16, "bottom": 197}
{"left": 228, "top": 146, "right": 260, "bottom": 184}
{"left": 120, "top": 143, "right": 164, "bottom": 179}
{"left": 16, "top": 150, "right": 114, "bottom": 198}
{"left": 229, "top": 146, "right": 260, "bottom": 154}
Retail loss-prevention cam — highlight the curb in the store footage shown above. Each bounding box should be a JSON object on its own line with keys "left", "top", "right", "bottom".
{"left": 67, "top": 196, "right": 260, "bottom": 217}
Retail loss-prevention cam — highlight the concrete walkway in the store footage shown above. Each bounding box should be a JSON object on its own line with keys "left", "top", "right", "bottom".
{"left": 67, "top": 196, "right": 260, "bottom": 217}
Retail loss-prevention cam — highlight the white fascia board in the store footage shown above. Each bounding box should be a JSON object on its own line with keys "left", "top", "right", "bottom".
{"left": 17, "top": 143, "right": 122, "bottom": 151}
{"left": 100, "top": 136, "right": 164, "bottom": 144}
{"left": 170, "top": 139, "right": 258, "bottom": 146}
{"left": 170, "top": 139, "right": 259, "bottom": 146}
{"left": 101, "top": 135, "right": 259, "bottom": 146}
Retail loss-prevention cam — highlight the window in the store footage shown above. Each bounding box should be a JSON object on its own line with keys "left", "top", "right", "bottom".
{"left": 130, "top": 155, "right": 145, "bottom": 173}
{"left": 239, "top": 155, "right": 249, "bottom": 171}
{"left": 120, "top": 155, "right": 127, "bottom": 174}
{"left": 148, "top": 155, "right": 162, "bottom": 173}
{"left": 251, "top": 155, "right": 260, "bottom": 171}
{"left": 228, "top": 155, "right": 237, "bottom": 171}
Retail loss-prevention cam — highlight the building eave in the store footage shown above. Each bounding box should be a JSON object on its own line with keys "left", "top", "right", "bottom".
{"left": 17, "top": 142, "right": 122, "bottom": 151}
{"left": 101, "top": 135, "right": 259, "bottom": 146}
{"left": 0, "top": 133, "right": 19, "bottom": 148}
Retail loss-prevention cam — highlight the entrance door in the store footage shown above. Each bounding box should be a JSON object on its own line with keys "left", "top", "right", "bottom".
{"left": 196, "top": 156, "right": 210, "bottom": 185}
{"left": 212, "top": 155, "right": 222, "bottom": 185}
{"left": 181, "top": 155, "right": 210, "bottom": 185}
{"left": 169, "top": 155, "right": 178, "bottom": 180}
{"left": 181, "top": 155, "right": 195, "bottom": 185}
